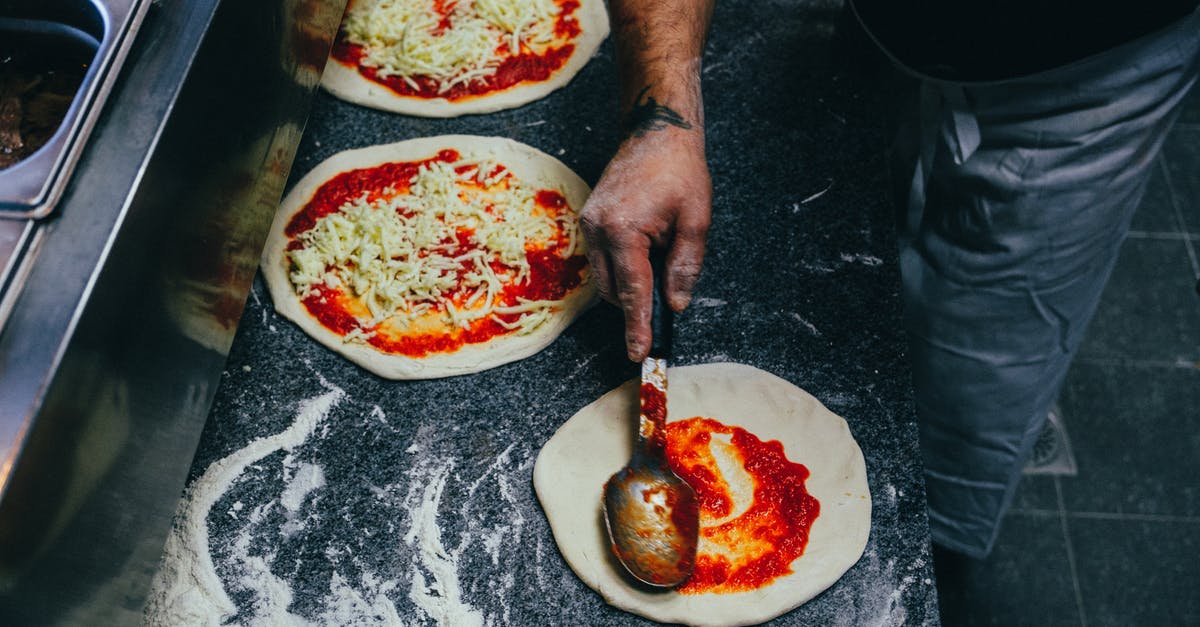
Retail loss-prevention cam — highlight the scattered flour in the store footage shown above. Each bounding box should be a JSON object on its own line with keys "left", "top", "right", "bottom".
{"left": 789, "top": 312, "right": 822, "bottom": 336}
{"left": 315, "top": 572, "right": 403, "bottom": 625}
{"left": 280, "top": 462, "right": 326, "bottom": 539}
{"left": 281, "top": 463, "right": 326, "bottom": 514}
{"left": 839, "top": 252, "right": 883, "bottom": 267}
{"left": 403, "top": 460, "right": 485, "bottom": 627}
{"left": 145, "top": 376, "right": 536, "bottom": 626}
{"left": 799, "top": 180, "right": 834, "bottom": 205}
{"left": 143, "top": 388, "right": 343, "bottom": 626}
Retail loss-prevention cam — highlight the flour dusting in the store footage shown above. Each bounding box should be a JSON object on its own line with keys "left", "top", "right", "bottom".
{"left": 840, "top": 252, "right": 883, "bottom": 267}
{"left": 403, "top": 460, "right": 486, "bottom": 627}
{"left": 146, "top": 373, "right": 539, "bottom": 626}
{"left": 280, "top": 462, "right": 326, "bottom": 538}
{"left": 789, "top": 312, "right": 822, "bottom": 336}
{"left": 315, "top": 571, "right": 403, "bottom": 625}
{"left": 144, "top": 387, "right": 343, "bottom": 626}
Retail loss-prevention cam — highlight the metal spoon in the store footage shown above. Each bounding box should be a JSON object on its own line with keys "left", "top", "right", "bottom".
{"left": 602, "top": 250, "right": 699, "bottom": 588}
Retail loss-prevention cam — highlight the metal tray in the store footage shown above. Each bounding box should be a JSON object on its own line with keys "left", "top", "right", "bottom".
{"left": 0, "top": 0, "right": 149, "bottom": 219}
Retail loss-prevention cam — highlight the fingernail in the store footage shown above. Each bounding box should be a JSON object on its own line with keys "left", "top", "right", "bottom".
{"left": 628, "top": 342, "right": 645, "bottom": 361}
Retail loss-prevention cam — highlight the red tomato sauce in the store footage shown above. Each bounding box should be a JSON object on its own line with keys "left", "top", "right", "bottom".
{"left": 330, "top": 0, "right": 582, "bottom": 101}
{"left": 285, "top": 149, "right": 460, "bottom": 237}
{"left": 289, "top": 153, "right": 586, "bottom": 357}
{"left": 665, "top": 417, "right": 821, "bottom": 594}
{"left": 639, "top": 382, "right": 669, "bottom": 453}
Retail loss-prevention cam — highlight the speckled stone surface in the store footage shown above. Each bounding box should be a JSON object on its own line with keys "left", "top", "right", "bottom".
{"left": 183, "top": 1, "right": 939, "bottom": 624}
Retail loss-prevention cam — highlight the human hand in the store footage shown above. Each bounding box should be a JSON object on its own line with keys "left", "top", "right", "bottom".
{"left": 580, "top": 127, "right": 712, "bottom": 361}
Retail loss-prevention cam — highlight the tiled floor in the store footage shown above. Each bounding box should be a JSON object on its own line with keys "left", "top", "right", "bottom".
{"left": 936, "top": 90, "right": 1200, "bottom": 626}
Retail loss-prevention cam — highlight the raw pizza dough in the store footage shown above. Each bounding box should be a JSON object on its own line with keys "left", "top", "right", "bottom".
{"left": 322, "top": 0, "right": 610, "bottom": 117}
{"left": 261, "top": 135, "right": 596, "bottom": 379}
{"left": 534, "top": 362, "right": 871, "bottom": 627}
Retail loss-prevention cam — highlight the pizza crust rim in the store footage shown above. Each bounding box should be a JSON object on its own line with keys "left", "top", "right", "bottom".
{"left": 320, "top": 0, "right": 610, "bottom": 118}
{"left": 533, "top": 362, "right": 872, "bottom": 626}
{"left": 261, "top": 134, "right": 597, "bottom": 380}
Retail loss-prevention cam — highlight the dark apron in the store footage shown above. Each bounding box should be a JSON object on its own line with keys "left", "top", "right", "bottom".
{"left": 885, "top": 10, "right": 1200, "bottom": 557}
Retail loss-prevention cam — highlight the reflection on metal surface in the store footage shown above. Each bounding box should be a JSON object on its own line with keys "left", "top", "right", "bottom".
{"left": 0, "top": 0, "right": 347, "bottom": 622}
{"left": 0, "top": 219, "right": 34, "bottom": 331}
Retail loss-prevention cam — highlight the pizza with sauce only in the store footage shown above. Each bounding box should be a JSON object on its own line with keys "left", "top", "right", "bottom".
{"left": 261, "top": 135, "right": 596, "bottom": 379}
{"left": 534, "top": 363, "right": 872, "bottom": 626}
{"left": 322, "top": 0, "right": 609, "bottom": 117}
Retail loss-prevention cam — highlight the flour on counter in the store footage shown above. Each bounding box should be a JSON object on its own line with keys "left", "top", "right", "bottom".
{"left": 143, "top": 387, "right": 343, "bottom": 626}
{"left": 280, "top": 462, "right": 326, "bottom": 538}
{"left": 316, "top": 571, "right": 403, "bottom": 624}
{"left": 789, "top": 312, "right": 822, "bottom": 336}
{"left": 146, "top": 376, "right": 538, "bottom": 626}
{"left": 839, "top": 252, "right": 883, "bottom": 267}
{"left": 404, "top": 460, "right": 486, "bottom": 627}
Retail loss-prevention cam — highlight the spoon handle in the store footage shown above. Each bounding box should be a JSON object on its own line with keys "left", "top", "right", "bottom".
{"left": 648, "top": 248, "right": 673, "bottom": 360}
{"left": 637, "top": 248, "right": 673, "bottom": 461}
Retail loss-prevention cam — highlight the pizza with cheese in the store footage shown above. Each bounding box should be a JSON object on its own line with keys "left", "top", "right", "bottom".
{"left": 261, "top": 135, "right": 595, "bottom": 379}
{"left": 322, "top": 0, "right": 609, "bottom": 117}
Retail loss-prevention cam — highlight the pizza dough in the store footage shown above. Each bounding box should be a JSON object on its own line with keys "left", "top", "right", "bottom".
{"left": 322, "top": 0, "right": 610, "bottom": 117}
{"left": 261, "top": 135, "right": 596, "bottom": 379}
{"left": 534, "top": 362, "right": 871, "bottom": 627}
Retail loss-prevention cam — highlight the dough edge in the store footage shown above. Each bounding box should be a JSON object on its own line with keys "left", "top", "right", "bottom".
{"left": 533, "top": 362, "right": 872, "bottom": 627}
{"left": 261, "top": 134, "right": 597, "bottom": 380}
{"left": 320, "top": 0, "right": 610, "bottom": 117}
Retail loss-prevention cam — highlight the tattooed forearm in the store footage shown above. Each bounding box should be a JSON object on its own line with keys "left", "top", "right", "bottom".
{"left": 623, "top": 86, "right": 693, "bottom": 137}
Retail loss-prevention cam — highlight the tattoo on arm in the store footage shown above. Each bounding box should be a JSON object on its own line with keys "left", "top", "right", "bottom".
{"left": 623, "top": 86, "right": 692, "bottom": 137}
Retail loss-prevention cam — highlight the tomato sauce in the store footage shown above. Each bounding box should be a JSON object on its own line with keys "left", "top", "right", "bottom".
{"left": 330, "top": 0, "right": 582, "bottom": 101}
{"left": 665, "top": 417, "right": 821, "bottom": 594}
{"left": 639, "top": 382, "right": 669, "bottom": 453}
{"left": 289, "top": 153, "right": 586, "bottom": 357}
{"left": 285, "top": 149, "right": 460, "bottom": 237}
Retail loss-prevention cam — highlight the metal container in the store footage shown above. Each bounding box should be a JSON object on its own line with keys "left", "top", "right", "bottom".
{"left": 0, "top": 0, "right": 149, "bottom": 218}
{"left": 0, "top": 0, "right": 345, "bottom": 622}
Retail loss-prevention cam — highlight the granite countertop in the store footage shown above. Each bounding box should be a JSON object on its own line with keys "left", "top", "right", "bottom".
{"left": 171, "top": 0, "right": 938, "bottom": 624}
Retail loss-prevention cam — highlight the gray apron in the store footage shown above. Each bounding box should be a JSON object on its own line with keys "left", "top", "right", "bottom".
{"left": 891, "top": 10, "right": 1200, "bottom": 558}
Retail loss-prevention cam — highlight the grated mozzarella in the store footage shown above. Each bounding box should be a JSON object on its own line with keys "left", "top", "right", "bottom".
{"left": 343, "top": 0, "right": 565, "bottom": 94}
{"left": 288, "top": 154, "right": 581, "bottom": 340}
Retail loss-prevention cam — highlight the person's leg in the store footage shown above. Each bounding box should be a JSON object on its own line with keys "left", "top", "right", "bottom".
{"left": 895, "top": 12, "right": 1200, "bottom": 559}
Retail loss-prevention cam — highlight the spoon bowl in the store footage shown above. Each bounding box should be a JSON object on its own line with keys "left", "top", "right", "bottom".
{"left": 603, "top": 457, "right": 699, "bottom": 587}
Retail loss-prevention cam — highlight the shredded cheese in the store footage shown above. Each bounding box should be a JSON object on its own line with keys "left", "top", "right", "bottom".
{"left": 287, "top": 154, "right": 581, "bottom": 340}
{"left": 343, "top": 0, "right": 565, "bottom": 94}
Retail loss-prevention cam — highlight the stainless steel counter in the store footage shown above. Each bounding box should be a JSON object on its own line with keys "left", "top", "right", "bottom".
{"left": 0, "top": 0, "right": 344, "bottom": 622}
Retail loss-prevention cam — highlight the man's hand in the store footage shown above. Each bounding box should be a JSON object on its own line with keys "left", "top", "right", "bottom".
{"left": 581, "top": 127, "right": 711, "bottom": 362}
{"left": 586, "top": 0, "right": 714, "bottom": 362}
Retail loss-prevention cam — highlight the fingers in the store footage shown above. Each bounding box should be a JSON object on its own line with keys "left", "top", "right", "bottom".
{"left": 609, "top": 238, "right": 653, "bottom": 361}
{"left": 579, "top": 133, "right": 711, "bottom": 362}
{"left": 581, "top": 206, "right": 653, "bottom": 361}
{"left": 665, "top": 200, "right": 710, "bottom": 311}
{"left": 584, "top": 243, "right": 616, "bottom": 306}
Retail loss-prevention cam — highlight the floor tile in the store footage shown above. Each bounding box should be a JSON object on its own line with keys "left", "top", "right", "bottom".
{"left": 1070, "top": 517, "right": 1200, "bottom": 627}
{"left": 936, "top": 514, "right": 1080, "bottom": 627}
{"left": 1057, "top": 363, "right": 1200, "bottom": 517}
{"left": 1129, "top": 161, "right": 1181, "bottom": 234}
{"left": 1076, "top": 238, "right": 1200, "bottom": 364}
{"left": 1010, "top": 476, "right": 1059, "bottom": 513}
{"left": 1161, "top": 128, "right": 1200, "bottom": 234}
